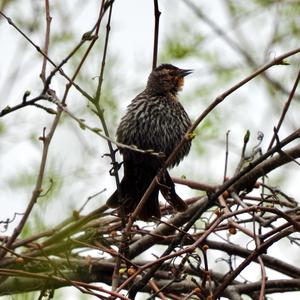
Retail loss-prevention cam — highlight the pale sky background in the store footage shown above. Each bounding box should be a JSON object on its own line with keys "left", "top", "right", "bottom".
{"left": 0, "top": 1, "right": 300, "bottom": 299}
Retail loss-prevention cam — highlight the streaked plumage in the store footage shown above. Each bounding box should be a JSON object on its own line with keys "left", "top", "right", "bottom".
{"left": 107, "top": 64, "right": 192, "bottom": 220}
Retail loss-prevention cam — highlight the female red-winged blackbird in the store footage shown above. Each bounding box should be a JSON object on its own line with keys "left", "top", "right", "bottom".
{"left": 107, "top": 64, "right": 192, "bottom": 220}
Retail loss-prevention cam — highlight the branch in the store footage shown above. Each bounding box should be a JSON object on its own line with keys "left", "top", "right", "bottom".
{"left": 232, "top": 141, "right": 300, "bottom": 192}
{"left": 0, "top": 268, "right": 129, "bottom": 299}
{"left": 0, "top": 110, "right": 63, "bottom": 259}
{"left": 128, "top": 197, "right": 208, "bottom": 259}
{"left": 235, "top": 278, "right": 300, "bottom": 296}
{"left": 40, "top": 0, "right": 52, "bottom": 83}
{"left": 172, "top": 176, "right": 218, "bottom": 192}
{"left": 152, "top": 0, "right": 161, "bottom": 69}
{"left": 205, "top": 240, "right": 300, "bottom": 278}
{"left": 0, "top": 1, "right": 112, "bottom": 260}
{"left": 212, "top": 227, "right": 293, "bottom": 299}
{"left": 50, "top": 94, "right": 164, "bottom": 157}
{"left": 0, "top": 9, "right": 109, "bottom": 103}
{"left": 0, "top": 95, "right": 49, "bottom": 117}
{"left": 268, "top": 69, "right": 300, "bottom": 150}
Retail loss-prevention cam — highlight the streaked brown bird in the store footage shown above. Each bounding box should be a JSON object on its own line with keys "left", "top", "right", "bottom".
{"left": 107, "top": 64, "right": 192, "bottom": 220}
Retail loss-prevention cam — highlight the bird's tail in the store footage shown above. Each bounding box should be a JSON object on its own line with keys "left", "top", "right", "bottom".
{"left": 106, "top": 172, "right": 161, "bottom": 221}
{"left": 106, "top": 158, "right": 187, "bottom": 220}
{"left": 159, "top": 170, "right": 188, "bottom": 212}
{"left": 106, "top": 170, "right": 187, "bottom": 220}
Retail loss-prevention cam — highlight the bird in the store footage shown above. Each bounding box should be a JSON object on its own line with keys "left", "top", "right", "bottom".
{"left": 106, "top": 64, "right": 192, "bottom": 220}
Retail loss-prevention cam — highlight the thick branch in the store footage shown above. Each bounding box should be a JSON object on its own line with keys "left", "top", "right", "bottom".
{"left": 232, "top": 142, "right": 300, "bottom": 192}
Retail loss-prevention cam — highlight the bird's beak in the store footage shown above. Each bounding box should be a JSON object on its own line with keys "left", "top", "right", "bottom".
{"left": 178, "top": 68, "right": 193, "bottom": 77}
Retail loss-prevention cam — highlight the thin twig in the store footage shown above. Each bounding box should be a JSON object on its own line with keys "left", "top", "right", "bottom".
{"left": 40, "top": 0, "right": 52, "bottom": 83}
{"left": 268, "top": 69, "right": 300, "bottom": 150}
{"left": 211, "top": 227, "right": 292, "bottom": 299}
{"left": 50, "top": 94, "right": 163, "bottom": 156}
{"left": 0, "top": 109, "right": 62, "bottom": 259}
{"left": 172, "top": 177, "right": 218, "bottom": 192}
{"left": 0, "top": 1, "right": 110, "bottom": 259}
{"left": 234, "top": 130, "right": 250, "bottom": 175}
{"left": 0, "top": 10, "right": 105, "bottom": 103}
{"left": 224, "top": 130, "right": 230, "bottom": 182}
{"left": 0, "top": 268, "right": 130, "bottom": 299}
{"left": 152, "top": 0, "right": 161, "bottom": 70}
{"left": 0, "top": 95, "right": 48, "bottom": 117}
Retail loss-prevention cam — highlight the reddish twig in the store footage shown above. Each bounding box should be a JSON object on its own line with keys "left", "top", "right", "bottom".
{"left": 123, "top": 206, "right": 259, "bottom": 294}
{"left": 172, "top": 176, "right": 218, "bottom": 192}
{"left": 211, "top": 227, "right": 292, "bottom": 299}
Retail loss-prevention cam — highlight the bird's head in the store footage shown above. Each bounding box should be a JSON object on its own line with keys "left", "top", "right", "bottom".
{"left": 146, "top": 64, "right": 192, "bottom": 96}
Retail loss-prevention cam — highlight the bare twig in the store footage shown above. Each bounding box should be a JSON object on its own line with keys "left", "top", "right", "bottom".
{"left": 172, "top": 177, "right": 218, "bottom": 192}
{"left": 152, "top": 0, "right": 161, "bottom": 70}
{"left": 268, "top": 69, "right": 300, "bottom": 150}
{"left": 0, "top": 10, "right": 105, "bottom": 103}
{"left": 49, "top": 95, "right": 164, "bottom": 156}
{"left": 40, "top": 0, "right": 52, "bottom": 83}
{"left": 211, "top": 227, "right": 292, "bottom": 299}
{"left": 0, "top": 95, "right": 49, "bottom": 117}
{"left": 0, "top": 111, "right": 61, "bottom": 259}
{"left": 0, "top": 268, "right": 130, "bottom": 299}
{"left": 224, "top": 130, "right": 230, "bottom": 182}
{"left": 0, "top": 1, "right": 111, "bottom": 260}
